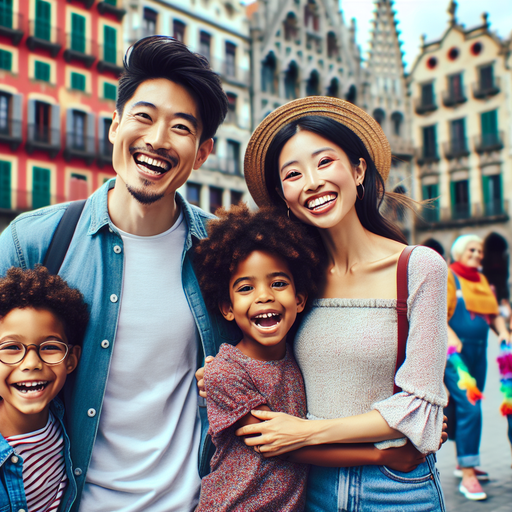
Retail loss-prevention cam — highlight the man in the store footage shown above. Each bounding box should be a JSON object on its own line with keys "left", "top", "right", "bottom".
{"left": 0, "top": 36, "right": 240, "bottom": 511}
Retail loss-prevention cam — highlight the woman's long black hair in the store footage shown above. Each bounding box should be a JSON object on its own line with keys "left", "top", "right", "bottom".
{"left": 264, "top": 116, "right": 407, "bottom": 244}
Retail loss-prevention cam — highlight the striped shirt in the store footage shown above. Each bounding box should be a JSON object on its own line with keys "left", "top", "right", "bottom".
{"left": 6, "top": 411, "right": 67, "bottom": 512}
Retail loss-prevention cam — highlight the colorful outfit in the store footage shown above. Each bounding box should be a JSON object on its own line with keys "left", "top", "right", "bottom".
{"left": 196, "top": 343, "right": 309, "bottom": 512}
{"left": 294, "top": 246, "right": 447, "bottom": 511}
{"left": 0, "top": 398, "right": 77, "bottom": 512}
{"left": 0, "top": 180, "right": 241, "bottom": 511}
{"left": 445, "top": 263, "right": 499, "bottom": 468}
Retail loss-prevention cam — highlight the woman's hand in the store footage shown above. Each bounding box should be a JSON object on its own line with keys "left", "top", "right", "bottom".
{"left": 235, "top": 410, "right": 311, "bottom": 457}
{"left": 380, "top": 441, "right": 426, "bottom": 473}
{"left": 195, "top": 356, "right": 214, "bottom": 398}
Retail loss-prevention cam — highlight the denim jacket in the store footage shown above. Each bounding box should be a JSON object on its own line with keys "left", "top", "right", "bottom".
{"left": 0, "top": 398, "right": 76, "bottom": 512}
{"left": 0, "top": 180, "right": 241, "bottom": 511}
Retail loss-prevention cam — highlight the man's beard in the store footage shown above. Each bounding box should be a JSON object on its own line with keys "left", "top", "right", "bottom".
{"left": 126, "top": 181, "right": 165, "bottom": 205}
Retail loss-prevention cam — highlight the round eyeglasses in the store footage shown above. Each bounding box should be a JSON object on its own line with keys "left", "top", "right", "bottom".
{"left": 0, "top": 340, "right": 70, "bottom": 365}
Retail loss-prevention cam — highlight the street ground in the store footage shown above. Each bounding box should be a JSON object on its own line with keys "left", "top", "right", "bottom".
{"left": 437, "top": 332, "right": 512, "bottom": 511}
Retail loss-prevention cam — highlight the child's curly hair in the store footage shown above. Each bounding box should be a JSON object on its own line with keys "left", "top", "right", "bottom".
{"left": 0, "top": 266, "right": 89, "bottom": 347}
{"left": 195, "top": 203, "right": 324, "bottom": 311}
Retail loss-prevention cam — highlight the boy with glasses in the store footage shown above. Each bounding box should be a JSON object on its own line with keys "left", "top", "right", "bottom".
{"left": 0, "top": 266, "right": 88, "bottom": 512}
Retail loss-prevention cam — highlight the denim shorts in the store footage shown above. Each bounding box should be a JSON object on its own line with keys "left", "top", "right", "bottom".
{"left": 305, "top": 454, "right": 446, "bottom": 512}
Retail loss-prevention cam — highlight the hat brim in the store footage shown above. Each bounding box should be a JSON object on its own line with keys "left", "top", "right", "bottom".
{"left": 244, "top": 96, "right": 391, "bottom": 208}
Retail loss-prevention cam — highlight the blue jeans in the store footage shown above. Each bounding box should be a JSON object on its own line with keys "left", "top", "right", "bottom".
{"left": 444, "top": 339, "right": 487, "bottom": 467}
{"left": 305, "top": 454, "right": 445, "bottom": 512}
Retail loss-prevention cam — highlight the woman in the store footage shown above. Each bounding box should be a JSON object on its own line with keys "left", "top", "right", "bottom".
{"left": 236, "top": 97, "right": 448, "bottom": 511}
{"left": 445, "top": 234, "right": 510, "bottom": 500}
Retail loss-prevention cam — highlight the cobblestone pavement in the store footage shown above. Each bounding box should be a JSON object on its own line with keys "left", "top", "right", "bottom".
{"left": 436, "top": 332, "right": 512, "bottom": 511}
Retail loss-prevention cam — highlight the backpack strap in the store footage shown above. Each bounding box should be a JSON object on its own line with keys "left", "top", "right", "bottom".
{"left": 394, "top": 245, "right": 418, "bottom": 394}
{"left": 43, "top": 200, "right": 86, "bottom": 275}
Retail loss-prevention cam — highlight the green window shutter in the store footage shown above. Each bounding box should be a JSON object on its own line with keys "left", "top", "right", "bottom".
{"left": 0, "top": 48, "right": 11, "bottom": 70}
{"left": 35, "top": 60, "right": 50, "bottom": 82}
{"left": 481, "top": 175, "right": 490, "bottom": 206}
{"left": 103, "top": 82, "right": 116, "bottom": 101}
{"left": 104, "top": 25, "right": 117, "bottom": 64}
{"left": 32, "top": 166, "right": 51, "bottom": 209}
{"left": 0, "top": 0, "right": 13, "bottom": 29}
{"left": 71, "top": 72, "right": 86, "bottom": 91}
{"left": 422, "top": 183, "right": 439, "bottom": 222}
{"left": 104, "top": 0, "right": 116, "bottom": 5}
{"left": 71, "top": 13, "right": 86, "bottom": 53}
{"left": 0, "top": 160, "right": 11, "bottom": 209}
{"left": 35, "top": 0, "right": 51, "bottom": 41}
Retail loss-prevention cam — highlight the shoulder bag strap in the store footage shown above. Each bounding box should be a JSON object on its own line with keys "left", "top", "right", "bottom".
{"left": 394, "top": 245, "right": 418, "bottom": 394}
{"left": 43, "top": 199, "right": 86, "bottom": 275}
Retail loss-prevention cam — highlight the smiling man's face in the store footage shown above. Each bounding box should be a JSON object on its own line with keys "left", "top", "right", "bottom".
{"left": 109, "top": 78, "right": 213, "bottom": 206}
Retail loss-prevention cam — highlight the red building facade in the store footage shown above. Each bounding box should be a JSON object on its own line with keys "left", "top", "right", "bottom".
{"left": 0, "top": 0, "right": 125, "bottom": 231}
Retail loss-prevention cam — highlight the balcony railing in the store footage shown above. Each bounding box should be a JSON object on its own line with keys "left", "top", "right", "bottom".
{"left": 97, "top": 138, "right": 113, "bottom": 167}
{"left": 484, "top": 199, "right": 505, "bottom": 217}
{"left": 0, "top": 119, "right": 22, "bottom": 150}
{"left": 416, "top": 147, "right": 440, "bottom": 166}
{"left": 217, "top": 157, "right": 241, "bottom": 175}
{"left": 474, "top": 131, "right": 504, "bottom": 154}
{"left": 442, "top": 86, "right": 467, "bottom": 107}
{"left": 414, "top": 97, "right": 437, "bottom": 115}
{"left": 473, "top": 76, "right": 501, "bottom": 99}
{"left": 97, "top": 1, "right": 127, "bottom": 21}
{"left": 26, "top": 20, "right": 62, "bottom": 56}
{"left": 451, "top": 203, "right": 471, "bottom": 221}
{"left": 210, "top": 57, "right": 250, "bottom": 86}
{"left": 421, "top": 206, "right": 440, "bottom": 223}
{"left": 63, "top": 34, "right": 97, "bottom": 67}
{"left": 26, "top": 124, "right": 60, "bottom": 157}
{"left": 97, "top": 46, "right": 124, "bottom": 75}
{"left": 0, "top": 10, "right": 23, "bottom": 44}
{"left": 443, "top": 139, "right": 470, "bottom": 160}
{"left": 388, "top": 136, "right": 414, "bottom": 158}
{"left": 64, "top": 133, "right": 96, "bottom": 164}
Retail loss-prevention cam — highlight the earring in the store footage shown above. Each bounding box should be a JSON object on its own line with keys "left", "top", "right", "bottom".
{"left": 287, "top": 207, "right": 290, "bottom": 218}
{"left": 356, "top": 183, "right": 365, "bottom": 201}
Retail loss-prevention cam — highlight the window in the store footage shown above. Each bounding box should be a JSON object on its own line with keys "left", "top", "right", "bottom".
{"left": 448, "top": 73, "right": 463, "bottom": 98}
{"left": 450, "top": 180, "right": 470, "bottom": 219}
{"left": 187, "top": 182, "right": 200, "bottom": 207}
{"left": 209, "top": 186, "right": 223, "bottom": 214}
{"left": 449, "top": 118, "right": 467, "bottom": 153}
{"left": 391, "top": 112, "right": 403, "bottom": 136}
{"left": 226, "top": 140, "right": 240, "bottom": 175}
{"left": 306, "top": 71, "right": 320, "bottom": 96}
{"left": 104, "top": 82, "right": 117, "bottom": 101}
{"left": 226, "top": 93, "right": 236, "bottom": 124}
{"left": 34, "top": 101, "right": 51, "bottom": 142}
{"left": 284, "top": 62, "right": 299, "bottom": 100}
{"left": 284, "top": 13, "right": 297, "bottom": 41}
{"left": 32, "top": 166, "right": 51, "bottom": 209}
{"left": 481, "top": 109, "right": 498, "bottom": 147}
{"left": 327, "top": 78, "right": 339, "bottom": 98}
{"left": 261, "top": 53, "right": 277, "bottom": 94}
{"left": 327, "top": 32, "right": 338, "bottom": 58}
{"left": 479, "top": 64, "right": 494, "bottom": 90}
{"left": 421, "top": 83, "right": 434, "bottom": 106}
{"left": 225, "top": 42, "right": 236, "bottom": 77}
{"left": 373, "top": 108, "right": 385, "bottom": 126}
{"left": 35, "top": 0, "right": 51, "bottom": 41}
{"left": 0, "top": 0, "right": 13, "bottom": 29}
{"left": 482, "top": 174, "right": 502, "bottom": 216}
{"left": 173, "top": 20, "right": 185, "bottom": 42}
{"left": 199, "top": 31, "right": 211, "bottom": 61}
{"left": 422, "top": 183, "right": 439, "bottom": 222}
{"left": 0, "top": 160, "right": 11, "bottom": 209}
{"left": 230, "top": 190, "right": 243, "bottom": 206}
{"left": 142, "top": 8, "right": 157, "bottom": 37}
{"left": 71, "top": 72, "right": 86, "bottom": 91}
{"left": 0, "top": 92, "right": 9, "bottom": 134}
{"left": 70, "top": 110, "right": 86, "bottom": 149}
{"left": 71, "top": 13, "right": 86, "bottom": 53}
{"left": 100, "top": 118, "right": 112, "bottom": 156}
{"left": 0, "top": 48, "right": 12, "bottom": 71}
{"left": 422, "top": 125, "right": 437, "bottom": 159}
{"left": 103, "top": 25, "right": 117, "bottom": 64}
{"left": 34, "top": 60, "right": 50, "bottom": 82}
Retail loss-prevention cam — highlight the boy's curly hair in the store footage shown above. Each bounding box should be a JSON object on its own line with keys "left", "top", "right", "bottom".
{"left": 0, "top": 266, "right": 89, "bottom": 347}
{"left": 195, "top": 203, "right": 324, "bottom": 311}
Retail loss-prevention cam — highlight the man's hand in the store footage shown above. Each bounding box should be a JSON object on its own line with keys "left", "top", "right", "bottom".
{"left": 440, "top": 415, "right": 448, "bottom": 449}
{"left": 195, "top": 356, "right": 214, "bottom": 398}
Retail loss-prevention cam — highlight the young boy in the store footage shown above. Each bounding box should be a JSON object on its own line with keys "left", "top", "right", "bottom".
{"left": 0, "top": 266, "right": 89, "bottom": 512}
{"left": 193, "top": 203, "right": 323, "bottom": 511}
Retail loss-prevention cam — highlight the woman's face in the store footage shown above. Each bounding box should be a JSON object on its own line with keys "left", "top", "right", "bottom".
{"left": 278, "top": 130, "right": 365, "bottom": 230}
{"left": 459, "top": 241, "right": 483, "bottom": 268}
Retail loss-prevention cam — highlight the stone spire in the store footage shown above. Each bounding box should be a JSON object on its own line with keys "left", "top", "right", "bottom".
{"left": 448, "top": 1, "right": 457, "bottom": 25}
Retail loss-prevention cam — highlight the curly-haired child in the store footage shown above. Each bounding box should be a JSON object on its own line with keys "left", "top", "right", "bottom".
{"left": 0, "top": 266, "right": 89, "bottom": 512}
{"left": 193, "top": 203, "right": 322, "bottom": 511}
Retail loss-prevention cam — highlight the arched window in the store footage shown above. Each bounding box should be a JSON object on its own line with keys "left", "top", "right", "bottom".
{"left": 327, "top": 77, "right": 339, "bottom": 97}
{"left": 306, "top": 70, "right": 320, "bottom": 96}
{"left": 373, "top": 108, "right": 386, "bottom": 126}
{"left": 261, "top": 52, "right": 277, "bottom": 94}
{"left": 284, "top": 61, "right": 299, "bottom": 99}
{"left": 345, "top": 84, "right": 357, "bottom": 104}
{"left": 391, "top": 111, "right": 403, "bottom": 136}
{"left": 327, "top": 31, "right": 338, "bottom": 58}
{"left": 284, "top": 12, "right": 298, "bottom": 41}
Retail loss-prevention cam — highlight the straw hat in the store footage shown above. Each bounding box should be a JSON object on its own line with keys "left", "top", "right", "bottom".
{"left": 244, "top": 96, "right": 391, "bottom": 208}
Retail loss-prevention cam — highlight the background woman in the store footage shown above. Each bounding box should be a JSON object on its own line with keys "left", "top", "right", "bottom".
{"left": 237, "top": 97, "right": 448, "bottom": 511}
{"left": 445, "top": 234, "right": 510, "bottom": 500}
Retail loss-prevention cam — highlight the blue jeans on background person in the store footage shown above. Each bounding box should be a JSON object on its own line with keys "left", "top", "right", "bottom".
{"left": 305, "top": 454, "right": 445, "bottom": 511}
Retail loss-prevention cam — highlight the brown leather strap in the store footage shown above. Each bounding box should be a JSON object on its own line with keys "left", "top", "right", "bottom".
{"left": 394, "top": 245, "right": 417, "bottom": 394}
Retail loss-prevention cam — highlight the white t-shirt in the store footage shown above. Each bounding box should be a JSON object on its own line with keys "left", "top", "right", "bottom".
{"left": 79, "top": 212, "right": 202, "bottom": 511}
